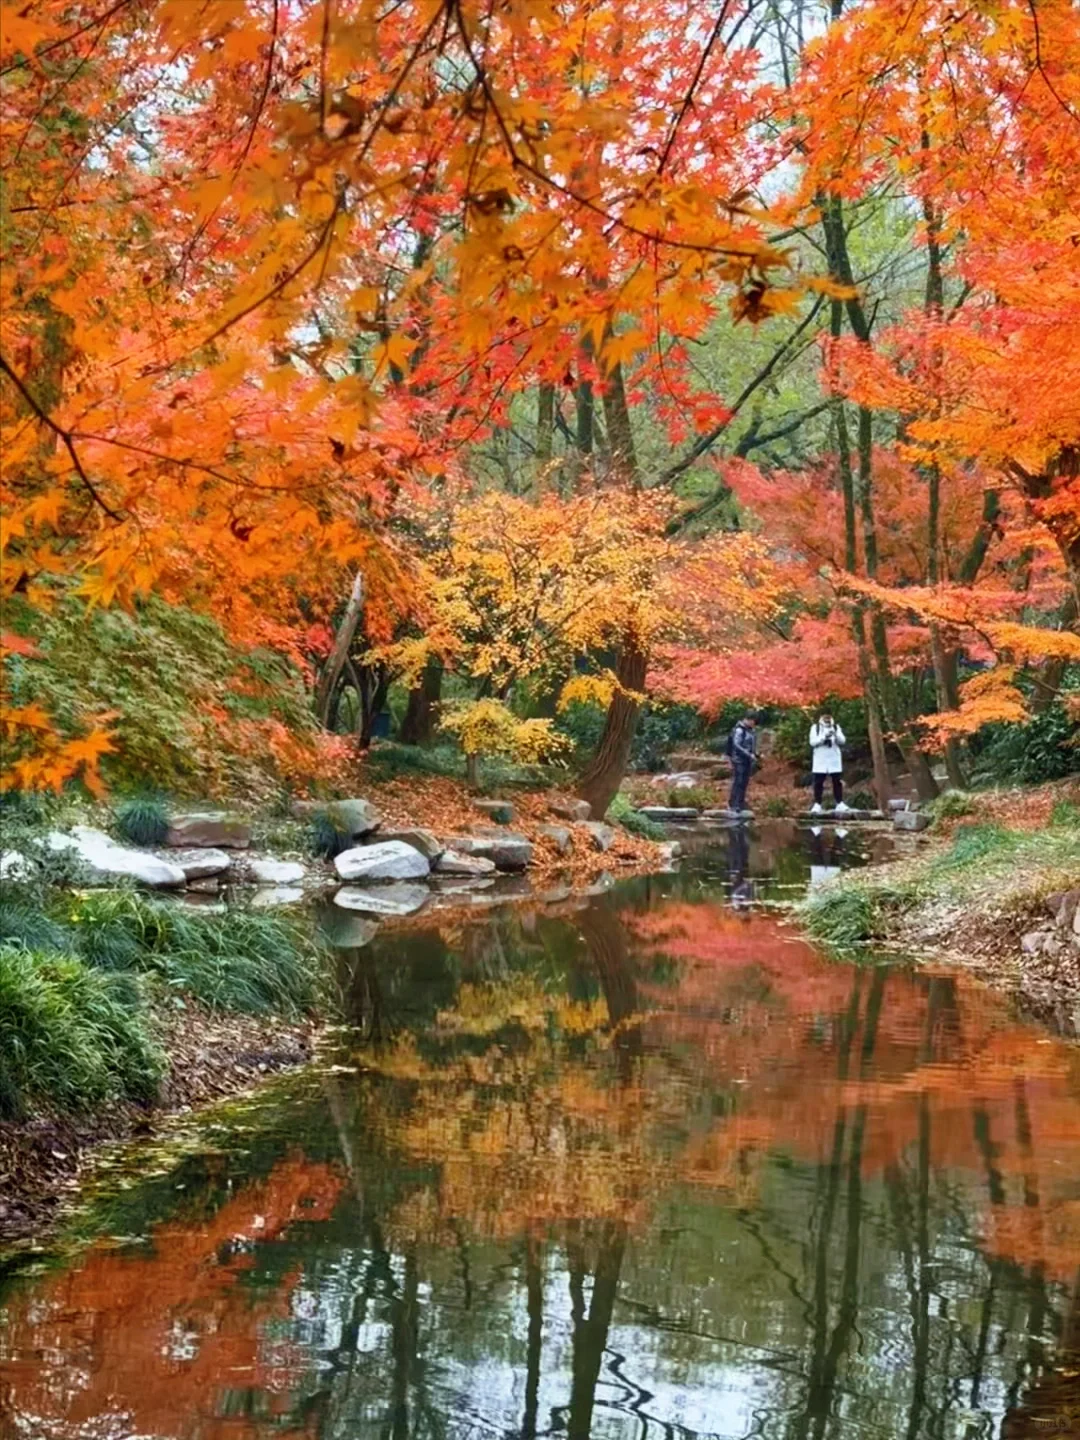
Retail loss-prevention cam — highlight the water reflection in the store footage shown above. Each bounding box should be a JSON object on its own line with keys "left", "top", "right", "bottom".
{"left": 2, "top": 861, "right": 1079, "bottom": 1440}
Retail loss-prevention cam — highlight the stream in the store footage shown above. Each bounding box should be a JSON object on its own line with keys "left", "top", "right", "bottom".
{"left": 2, "top": 822, "right": 1078, "bottom": 1439}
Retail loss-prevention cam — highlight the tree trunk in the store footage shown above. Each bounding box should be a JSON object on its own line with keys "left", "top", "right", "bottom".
{"left": 465, "top": 751, "right": 479, "bottom": 788}
{"left": 356, "top": 662, "right": 390, "bottom": 750}
{"left": 576, "top": 638, "right": 647, "bottom": 819}
{"left": 315, "top": 570, "right": 365, "bottom": 725}
{"left": 600, "top": 352, "right": 637, "bottom": 484}
{"left": 536, "top": 382, "right": 555, "bottom": 469}
{"left": 398, "top": 658, "right": 442, "bottom": 744}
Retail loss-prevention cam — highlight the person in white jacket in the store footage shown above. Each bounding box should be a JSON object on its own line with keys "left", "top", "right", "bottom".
{"left": 809, "top": 712, "right": 850, "bottom": 814}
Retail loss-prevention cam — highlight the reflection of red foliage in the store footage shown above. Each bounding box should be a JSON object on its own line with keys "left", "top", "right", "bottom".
{"left": 1, "top": 1158, "right": 343, "bottom": 1440}
{"left": 629, "top": 901, "right": 1080, "bottom": 1281}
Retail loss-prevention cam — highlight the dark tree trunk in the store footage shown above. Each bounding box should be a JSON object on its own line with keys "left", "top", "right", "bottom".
{"left": 536, "top": 382, "right": 555, "bottom": 469}
{"left": 398, "top": 658, "right": 442, "bottom": 744}
{"left": 315, "top": 571, "right": 365, "bottom": 725}
{"left": 576, "top": 638, "right": 647, "bottom": 819}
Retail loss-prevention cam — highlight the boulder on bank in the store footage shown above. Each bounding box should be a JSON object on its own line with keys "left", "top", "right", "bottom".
{"left": 581, "top": 821, "right": 615, "bottom": 853}
{"left": 327, "top": 798, "right": 382, "bottom": 839}
{"left": 537, "top": 823, "right": 573, "bottom": 856}
{"left": 549, "top": 795, "right": 592, "bottom": 823}
{"left": 166, "top": 812, "right": 251, "bottom": 849}
{"left": 893, "top": 810, "right": 931, "bottom": 833}
{"left": 373, "top": 827, "right": 443, "bottom": 862}
{"left": 474, "top": 798, "right": 515, "bottom": 825}
{"left": 334, "top": 883, "right": 429, "bottom": 917}
{"left": 334, "top": 840, "right": 431, "bottom": 882}
{"left": 449, "top": 832, "right": 533, "bottom": 872}
{"left": 49, "top": 826, "right": 187, "bottom": 889}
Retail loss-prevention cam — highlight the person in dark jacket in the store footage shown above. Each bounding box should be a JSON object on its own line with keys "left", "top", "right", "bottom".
{"left": 728, "top": 714, "right": 758, "bottom": 815}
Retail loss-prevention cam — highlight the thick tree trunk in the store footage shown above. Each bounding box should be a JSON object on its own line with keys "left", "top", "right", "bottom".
{"left": 398, "top": 658, "right": 442, "bottom": 744}
{"left": 576, "top": 638, "right": 647, "bottom": 819}
{"left": 600, "top": 353, "right": 637, "bottom": 483}
{"left": 1031, "top": 593, "right": 1078, "bottom": 713}
{"left": 315, "top": 570, "right": 365, "bottom": 725}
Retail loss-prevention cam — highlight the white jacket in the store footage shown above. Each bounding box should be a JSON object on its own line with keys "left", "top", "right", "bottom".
{"left": 810, "top": 721, "right": 845, "bottom": 774}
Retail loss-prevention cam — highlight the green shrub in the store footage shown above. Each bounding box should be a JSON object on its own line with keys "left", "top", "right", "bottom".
{"left": 113, "top": 794, "right": 170, "bottom": 847}
{"left": 0, "top": 946, "right": 164, "bottom": 1120}
{"left": 666, "top": 786, "right": 714, "bottom": 809}
{"left": 926, "top": 789, "right": 977, "bottom": 822}
{"left": 1050, "top": 799, "right": 1080, "bottom": 829}
{"left": 971, "top": 701, "right": 1080, "bottom": 785}
{"left": 309, "top": 809, "right": 351, "bottom": 860}
{"left": 607, "top": 792, "right": 666, "bottom": 840}
{"left": 772, "top": 699, "right": 869, "bottom": 767}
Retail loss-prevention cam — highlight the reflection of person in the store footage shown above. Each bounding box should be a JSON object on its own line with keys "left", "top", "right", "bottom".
{"left": 728, "top": 714, "right": 758, "bottom": 816}
{"left": 809, "top": 712, "right": 849, "bottom": 815}
{"left": 727, "top": 823, "right": 754, "bottom": 907}
{"left": 808, "top": 825, "right": 846, "bottom": 887}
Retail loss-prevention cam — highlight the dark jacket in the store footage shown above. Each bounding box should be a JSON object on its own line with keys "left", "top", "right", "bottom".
{"left": 732, "top": 722, "right": 757, "bottom": 766}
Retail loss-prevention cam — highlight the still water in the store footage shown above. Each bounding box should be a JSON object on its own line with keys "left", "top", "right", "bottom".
{"left": 2, "top": 825, "right": 1079, "bottom": 1439}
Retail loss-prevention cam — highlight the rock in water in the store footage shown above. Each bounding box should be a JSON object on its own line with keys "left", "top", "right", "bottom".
{"left": 474, "top": 799, "right": 515, "bottom": 825}
{"left": 447, "top": 833, "right": 533, "bottom": 872}
{"left": 165, "top": 848, "right": 232, "bottom": 880}
{"left": 334, "top": 840, "right": 431, "bottom": 882}
{"left": 166, "top": 812, "right": 251, "bottom": 848}
{"left": 334, "top": 884, "right": 430, "bottom": 917}
{"left": 49, "top": 826, "right": 186, "bottom": 889}
{"left": 250, "top": 859, "right": 306, "bottom": 885}
{"left": 373, "top": 827, "right": 444, "bottom": 861}
{"left": 581, "top": 821, "right": 615, "bottom": 852}
{"left": 434, "top": 849, "right": 498, "bottom": 877}
{"left": 250, "top": 886, "right": 305, "bottom": 908}
{"left": 893, "top": 811, "right": 931, "bottom": 832}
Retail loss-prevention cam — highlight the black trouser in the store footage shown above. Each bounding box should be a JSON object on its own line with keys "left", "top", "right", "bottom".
{"left": 813, "top": 773, "right": 843, "bottom": 805}
{"left": 730, "top": 761, "right": 752, "bottom": 812}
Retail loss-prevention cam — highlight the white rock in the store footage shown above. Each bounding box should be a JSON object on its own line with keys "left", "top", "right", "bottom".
{"left": 334, "top": 841, "right": 431, "bottom": 882}
{"left": 0, "top": 851, "right": 30, "bottom": 882}
{"left": 249, "top": 886, "right": 305, "bottom": 908}
{"left": 165, "top": 847, "right": 232, "bottom": 880}
{"left": 334, "top": 883, "right": 430, "bottom": 917}
{"left": 250, "top": 858, "right": 306, "bottom": 885}
{"left": 51, "top": 826, "right": 186, "bottom": 889}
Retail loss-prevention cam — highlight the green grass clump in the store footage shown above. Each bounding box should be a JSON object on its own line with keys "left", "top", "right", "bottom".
{"left": 66, "top": 891, "right": 319, "bottom": 1015}
{"left": 309, "top": 809, "right": 351, "bottom": 860}
{"left": 925, "top": 789, "right": 978, "bottom": 822}
{"left": 1050, "top": 799, "right": 1080, "bottom": 829}
{"left": 762, "top": 795, "right": 793, "bottom": 817}
{"left": 0, "top": 946, "right": 164, "bottom": 1120}
{"left": 607, "top": 792, "right": 666, "bottom": 840}
{"left": 112, "top": 794, "right": 170, "bottom": 847}
{"left": 802, "top": 889, "right": 880, "bottom": 946}
{"left": 665, "top": 786, "right": 715, "bottom": 809}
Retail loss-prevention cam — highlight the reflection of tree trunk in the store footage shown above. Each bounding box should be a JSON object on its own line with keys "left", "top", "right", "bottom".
{"left": 335, "top": 946, "right": 385, "bottom": 1040}
{"left": 523, "top": 1235, "right": 543, "bottom": 1440}
{"left": 390, "top": 1251, "right": 419, "bottom": 1440}
{"left": 576, "top": 637, "right": 647, "bottom": 819}
{"left": 568, "top": 1221, "right": 627, "bottom": 1440}
{"left": 398, "top": 659, "right": 442, "bottom": 744}
{"left": 578, "top": 902, "right": 639, "bottom": 1079}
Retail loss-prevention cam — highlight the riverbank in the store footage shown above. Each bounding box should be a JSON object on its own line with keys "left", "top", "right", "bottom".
{"left": 801, "top": 781, "right": 1080, "bottom": 1033}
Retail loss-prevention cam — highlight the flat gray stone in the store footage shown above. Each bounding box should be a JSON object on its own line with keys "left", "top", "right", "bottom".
{"left": 335, "top": 840, "right": 431, "bottom": 882}
{"left": 250, "top": 885, "right": 305, "bottom": 908}
{"left": 893, "top": 810, "right": 931, "bottom": 832}
{"left": 49, "top": 826, "right": 186, "bottom": 889}
{"left": 334, "top": 883, "right": 429, "bottom": 917}
{"left": 449, "top": 832, "right": 533, "bottom": 872}
{"left": 537, "top": 824, "right": 573, "bottom": 855}
{"left": 637, "top": 806, "right": 700, "bottom": 822}
{"left": 435, "top": 849, "right": 497, "bottom": 877}
{"left": 549, "top": 796, "right": 592, "bottom": 823}
{"left": 581, "top": 821, "right": 615, "bottom": 852}
{"left": 250, "top": 858, "right": 306, "bottom": 885}
{"left": 166, "top": 812, "right": 251, "bottom": 849}
{"left": 474, "top": 799, "right": 514, "bottom": 825}
{"left": 165, "top": 847, "right": 232, "bottom": 880}
{"left": 373, "top": 827, "right": 443, "bottom": 862}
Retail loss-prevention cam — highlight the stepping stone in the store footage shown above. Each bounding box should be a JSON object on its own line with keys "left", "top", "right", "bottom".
{"left": 637, "top": 806, "right": 701, "bottom": 822}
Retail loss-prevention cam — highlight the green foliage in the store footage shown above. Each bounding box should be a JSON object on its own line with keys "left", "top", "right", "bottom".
{"left": 365, "top": 739, "right": 550, "bottom": 789}
{"left": 3, "top": 589, "right": 323, "bottom": 798}
{"left": 970, "top": 701, "right": 1080, "bottom": 786}
{"left": 941, "top": 822, "right": 1013, "bottom": 868}
{"left": 925, "top": 789, "right": 977, "bottom": 822}
{"left": 666, "top": 786, "right": 715, "bottom": 809}
{"left": 65, "top": 892, "right": 320, "bottom": 1016}
{"left": 631, "top": 704, "right": 705, "bottom": 772}
{"left": 606, "top": 791, "right": 666, "bottom": 840}
{"left": 0, "top": 946, "right": 164, "bottom": 1120}
{"left": 802, "top": 889, "right": 879, "bottom": 946}
{"left": 310, "top": 809, "right": 351, "bottom": 860}
{"left": 762, "top": 795, "right": 793, "bottom": 817}
{"left": 1050, "top": 799, "right": 1080, "bottom": 828}
{"left": 113, "top": 794, "right": 170, "bottom": 847}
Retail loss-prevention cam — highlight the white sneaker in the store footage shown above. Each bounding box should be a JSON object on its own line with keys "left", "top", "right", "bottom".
{"left": 834, "top": 801, "right": 851, "bottom": 815}
{"left": 809, "top": 803, "right": 823, "bottom": 815}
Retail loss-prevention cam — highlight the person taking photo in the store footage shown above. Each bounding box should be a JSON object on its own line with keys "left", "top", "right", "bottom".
{"left": 809, "top": 712, "right": 850, "bottom": 815}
